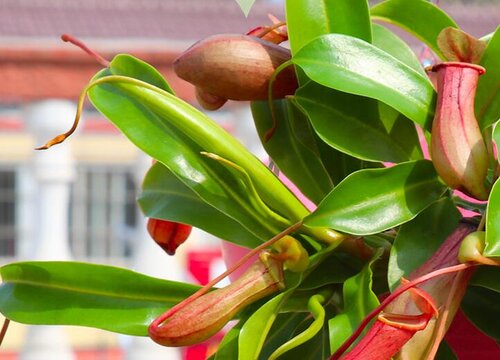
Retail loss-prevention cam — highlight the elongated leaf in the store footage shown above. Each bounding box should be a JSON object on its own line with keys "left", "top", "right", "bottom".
{"left": 109, "top": 54, "right": 174, "bottom": 94}
{"left": 485, "top": 178, "right": 500, "bottom": 256}
{"left": 295, "top": 82, "right": 422, "bottom": 163}
{"left": 239, "top": 293, "right": 289, "bottom": 360}
{"left": 88, "top": 58, "right": 308, "bottom": 241}
{"left": 304, "top": 160, "right": 447, "bottom": 235}
{"left": 477, "top": 27, "right": 500, "bottom": 129}
{"left": 251, "top": 99, "right": 334, "bottom": 204}
{"left": 139, "top": 163, "right": 262, "bottom": 248}
{"left": 298, "top": 253, "right": 361, "bottom": 291}
{"left": 277, "top": 317, "right": 331, "bottom": 360}
{"left": 372, "top": 24, "right": 426, "bottom": 76}
{"left": 293, "top": 34, "right": 435, "bottom": 130}
{"left": 329, "top": 252, "right": 381, "bottom": 353}
{"left": 0, "top": 262, "right": 199, "bottom": 336}
{"left": 388, "top": 198, "right": 461, "bottom": 290}
{"left": 259, "top": 313, "right": 309, "bottom": 360}
{"left": 103, "top": 55, "right": 308, "bottom": 222}
{"left": 286, "top": 0, "right": 372, "bottom": 55}
{"left": 371, "top": 0, "right": 458, "bottom": 59}
{"left": 214, "top": 316, "right": 249, "bottom": 360}
{"left": 461, "top": 286, "right": 500, "bottom": 342}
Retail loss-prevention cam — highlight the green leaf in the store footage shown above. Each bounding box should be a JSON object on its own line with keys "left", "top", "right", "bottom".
{"left": 100, "top": 55, "right": 309, "bottom": 222}
{"left": 298, "top": 253, "right": 362, "bottom": 291}
{"left": 388, "top": 198, "right": 461, "bottom": 290}
{"left": 259, "top": 313, "right": 309, "bottom": 360}
{"left": 0, "top": 262, "right": 198, "bottom": 336}
{"left": 485, "top": 178, "right": 500, "bottom": 256}
{"left": 461, "top": 285, "right": 500, "bottom": 342}
{"left": 304, "top": 160, "right": 447, "bottom": 235}
{"left": 276, "top": 317, "right": 331, "bottom": 360}
{"left": 293, "top": 34, "right": 435, "bottom": 130}
{"left": 215, "top": 317, "right": 248, "bottom": 360}
{"left": 234, "top": 0, "right": 255, "bottom": 16}
{"left": 251, "top": 99, "right": 334, "bottom": 204}
{"left": 372, "top": 23, "right": 426, "bottom": 77}
{"left": 294, "top": 82, "right": 423, "bottom": 163}
{"left": 139, "top": 163, "right": 262, "bottom": 248}
{"left": 329, "top": 252, "right": 381, "bottom": 353}
{"left": 371, "top": 0, "right": 458, "bottom": 59}
{"left": 110, "top": 54, "right": 174, "bottom": 94}
{"left": 239, "top": 293, "right": 289, "bottom": 360}
{"left": 469, "top": 267, "right": 500, "bottom": 293}
{"left": 476, "top": 26, "right": 500, "bottom": 129}
{"left": 88, "top": 64, "right": 308, "bottom": 238}
{"left": 286, "top": 0, "right": 372, "bottom": 55}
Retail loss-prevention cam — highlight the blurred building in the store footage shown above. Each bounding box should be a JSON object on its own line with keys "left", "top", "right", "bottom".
{"left": 0, "top": 0, "right": 498, "bottom": 359}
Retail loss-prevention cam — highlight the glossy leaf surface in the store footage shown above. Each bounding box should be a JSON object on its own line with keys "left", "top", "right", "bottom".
{"left": 372, "top": 24, "right": 426, "bottom": 77}
{"left": 371, "top": 0, "right": 458, "bottom": 59}
{"left": 286, "top": 0, "right": 372, "bottom": 55}
{"left": 88, "top": 56, "right": 307, "bottom": 240}
{"left": 329, "top": 252, "right": 381, "bottom": 353}
{"left": 0, "top": 262, "right": 198, "bottom": 336}
{"left": 251, "top": 99, "right": 334, "bottom": 204}
{"left": 304, "top": 161, "right": 447, "bottom": 235}
{"left": 388, "top": 198, "right": 461, "bottom": 290}
{"left": 239, "top": 293, "right": 289, "bottom": 360}
{"left": 485, "top": 178, "right": 500, "bottom": 256}
{"left": 293, "top": 34, "right": 435, "bottom": 130}
{"left": 295, "top": 82, "right": 422, "bottom": 163}
{"left": 476, "top": 27, "right": 500, "bottom": 129}
{"left": 139, "top": 162, "right": 262, "bottom": 248}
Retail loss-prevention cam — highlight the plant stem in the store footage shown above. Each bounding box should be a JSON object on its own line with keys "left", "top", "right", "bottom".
{"left": 0, "top": 318, "right": 10, "bottom": 347}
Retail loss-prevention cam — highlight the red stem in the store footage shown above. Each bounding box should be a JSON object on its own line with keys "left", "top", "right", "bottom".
{"left": 0, "top": 318, "right": 10, "bottom": 347}
{"left": 61, "top": 34, "right": 110, "bottom": 67}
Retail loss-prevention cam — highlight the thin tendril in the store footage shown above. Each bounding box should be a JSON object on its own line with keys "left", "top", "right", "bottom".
{"left": 150, "top": 221, "right": 303, "bottom": 329}
{"left": 251, "top": 21, "right": 287, "bottom": 39}
{"left": 61, "top": 34, "right": 110, "bottom": 67}
{"left": 264, "top": 60, "right": 293, "bottom": 142}
{"left": 36, "top": 75, "right": 173, "bottom": 150}
{"left": 330, "top": 262, "right": 477, "bottom": 360}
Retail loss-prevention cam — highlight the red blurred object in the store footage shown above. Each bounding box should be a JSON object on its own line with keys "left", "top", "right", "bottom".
{"left": 446, "top": 309, "right": 500, "bottom": 359}
{"left": 147, "top": 218, "right": 192, "bottom": 255}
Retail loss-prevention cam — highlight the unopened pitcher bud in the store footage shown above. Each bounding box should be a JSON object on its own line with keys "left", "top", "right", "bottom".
{"left": 174, "top": 34, "right": 298, "bottom": 101}
{"left": 430, "top": 62, "right": 489, "bottom": 200}
{"left": 149, "top": 251, "right": 284, "bottom": 346}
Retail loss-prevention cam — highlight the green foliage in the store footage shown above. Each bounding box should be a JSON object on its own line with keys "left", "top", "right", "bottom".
{"left": 293, "top": 34, "right": 436, "bottom": 130}
{"left": 371, "top": 0, "right": 458, "bottom": 59}
{"left": 1, "top": 0, "right": 499, "bottom": 358}
{"left": 0, "top": 262, "right": 199, "bottom": 336}
{"left": 304, "top": 160, "right": 447, "bottom": 235}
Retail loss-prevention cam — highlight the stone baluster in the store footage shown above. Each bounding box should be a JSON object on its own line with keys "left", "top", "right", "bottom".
{"left": 21, "top": 100, "right": 77, "bottom": 360}
{"left": 124, "top": 153, "right": 182, "bottom": 360}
